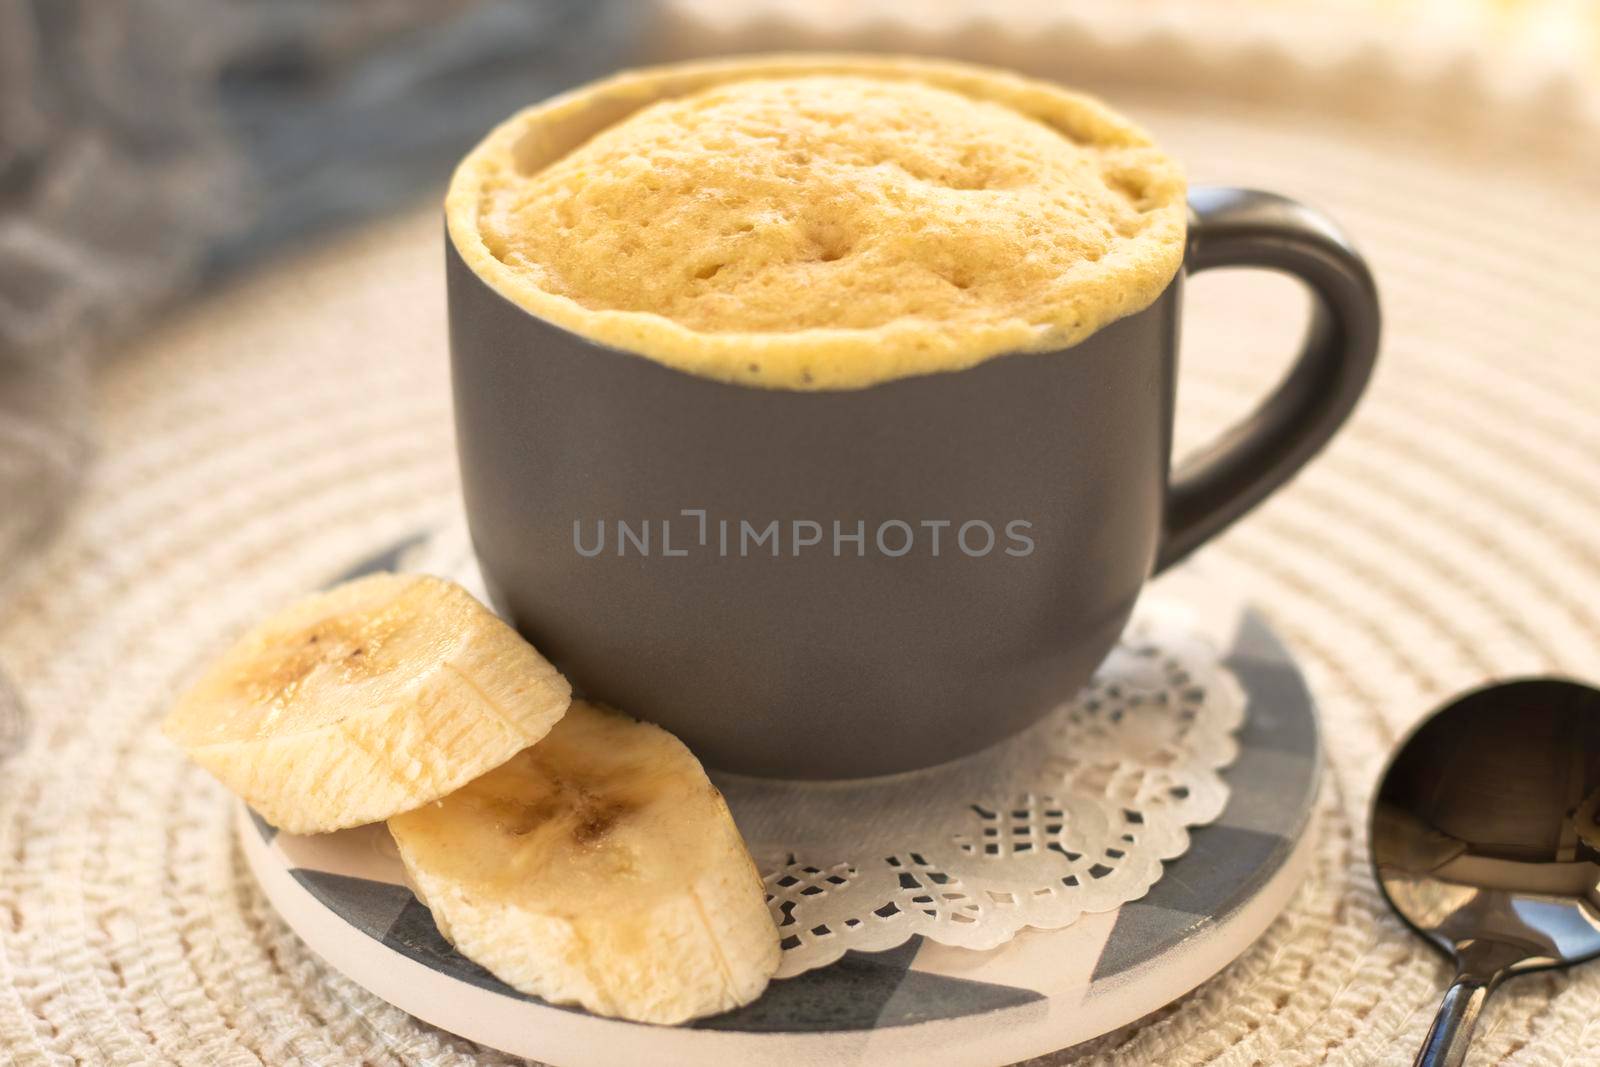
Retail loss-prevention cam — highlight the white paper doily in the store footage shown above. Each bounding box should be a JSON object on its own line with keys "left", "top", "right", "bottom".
{"left": 394, "top": 525, "right": 1246, "bottom": 977}
{"left": 734, "top": 610, "right": 1243, "bottom": 976}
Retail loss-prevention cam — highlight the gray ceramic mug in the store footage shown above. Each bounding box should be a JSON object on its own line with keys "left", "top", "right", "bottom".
{"left": 448, "top": 186, "right": 1379, "bottom": 778}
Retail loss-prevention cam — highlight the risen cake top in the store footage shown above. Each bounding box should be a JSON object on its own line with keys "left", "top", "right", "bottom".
{"left": 447, "top": 55, "right": 1187, "bottom": 390}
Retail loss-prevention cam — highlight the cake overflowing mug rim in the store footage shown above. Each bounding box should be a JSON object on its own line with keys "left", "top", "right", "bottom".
{"left": 444, "top": 53, "right": 1189, "bottom": 391}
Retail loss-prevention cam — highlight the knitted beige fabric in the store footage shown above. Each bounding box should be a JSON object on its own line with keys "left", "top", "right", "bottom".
{"left": 3, "top": 75, "right": 1600, "bottom": 1067}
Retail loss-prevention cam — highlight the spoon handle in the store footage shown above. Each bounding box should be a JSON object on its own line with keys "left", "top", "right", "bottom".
{"left": 1414, "top": 971, "right": 1496, "bottom": 1067}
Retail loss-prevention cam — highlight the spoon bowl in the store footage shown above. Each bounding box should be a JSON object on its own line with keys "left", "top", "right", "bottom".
{"left": 1372, "top": 677, "right": 1600, "bottom": 1067}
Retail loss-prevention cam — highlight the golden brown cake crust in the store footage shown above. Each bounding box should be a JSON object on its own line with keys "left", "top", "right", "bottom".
{"left": 447, "top": 55, "right": 1187, "bottom": 390}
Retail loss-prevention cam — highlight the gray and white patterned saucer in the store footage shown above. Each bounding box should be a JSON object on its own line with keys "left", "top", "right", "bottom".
{"left": 239, "top": 536, "right": 1321, "bottom": 1066}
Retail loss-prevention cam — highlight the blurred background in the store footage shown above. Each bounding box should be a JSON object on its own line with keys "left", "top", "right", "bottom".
{"left": 3, "top": 0, "right": 1598, "bottom": 584}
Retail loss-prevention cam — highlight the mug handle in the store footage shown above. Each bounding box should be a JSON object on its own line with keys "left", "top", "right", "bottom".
{"left": 1155, "top": 186, "right": 1381, "bottom": 572}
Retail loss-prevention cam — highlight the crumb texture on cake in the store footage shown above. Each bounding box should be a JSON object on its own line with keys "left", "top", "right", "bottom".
{"left": 447, "top": 55, "right": 1186, "bottom": 390}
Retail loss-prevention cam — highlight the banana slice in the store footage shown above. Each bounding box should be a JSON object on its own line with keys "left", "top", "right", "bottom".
{"left": 163, "top": 572, "right": 571, "bottom": 833}
{"left": 387, "top": 701, "right": 780, "bottom": 1024}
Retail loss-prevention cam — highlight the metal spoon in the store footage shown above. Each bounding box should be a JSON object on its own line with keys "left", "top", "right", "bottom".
{"left": 1371, "top": 677, "right": 1600, "bottom": 1067}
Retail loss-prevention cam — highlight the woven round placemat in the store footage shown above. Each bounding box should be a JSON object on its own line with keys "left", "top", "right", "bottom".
{"left": 3, "top": 72, "right": 1599, "bottom": 1067}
